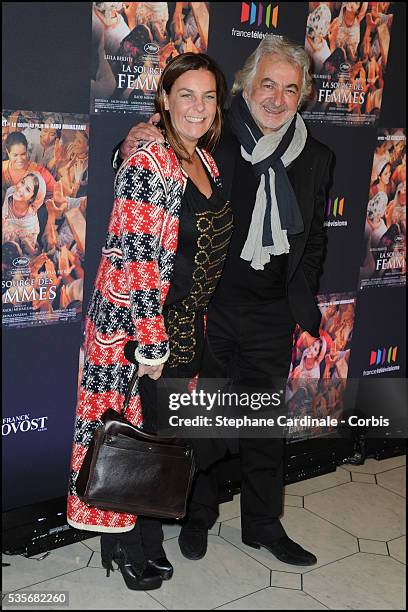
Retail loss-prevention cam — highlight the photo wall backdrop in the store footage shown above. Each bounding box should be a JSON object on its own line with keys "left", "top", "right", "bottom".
{"left": 2, "top": 2, "right": 406, "bottom": 511}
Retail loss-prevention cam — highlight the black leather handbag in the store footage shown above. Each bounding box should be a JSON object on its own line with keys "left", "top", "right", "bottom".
{"left": 76, "top": 367, "right": 196, "bottom": 519}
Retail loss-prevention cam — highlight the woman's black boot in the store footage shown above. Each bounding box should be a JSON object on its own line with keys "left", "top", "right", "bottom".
{"left": 138, "top": 517, "right": 173, "bottom": 580}
{"left": 110, "top": 541, "right": 163, "bottom": 590}
{"left": 147, "top": 555, "right": 174, "bottom": 580}
{"left": 101, "top": 534, "right": 162, "bottom": 591}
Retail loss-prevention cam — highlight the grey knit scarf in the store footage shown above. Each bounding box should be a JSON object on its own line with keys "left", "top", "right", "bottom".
{"left": 228, "top": 94, "right": 307, "bottom": 270}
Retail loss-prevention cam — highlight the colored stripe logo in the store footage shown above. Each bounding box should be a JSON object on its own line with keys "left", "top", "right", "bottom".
{"left": 326, "top": 197, "right": 345, "bottom": 218}
{"left": 369, "top": 346, "right": 398, "bottom": 366}
{"left": 241, "top": 3, "right": 279, "bottom": 28}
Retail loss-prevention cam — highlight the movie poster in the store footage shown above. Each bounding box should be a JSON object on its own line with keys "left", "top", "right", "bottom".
{"left": 360, "top": 128, "right": 406, "bottom": 289}
{"left": 285, "top": 293, "right": 356, "bottom": 441}
{"left": 302, "top": 2, "right": 395, "bottom": 126}
{"left": 91, "top": 2, "right": 210, "bottom": 115}
{"left": 2, "top": 110, "right": 89, "bottom": 329}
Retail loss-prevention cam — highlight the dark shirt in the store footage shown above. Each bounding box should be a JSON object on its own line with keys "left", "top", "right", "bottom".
{"left": 164, "top": 173, "right": 232, "bottom": 371}
{"left": 140, "top": 172, "right": 233, "bottom": 431}
{"left": 212, "top": 148, "right": 289, "bottom": 305}
{"left": 165, "top": 175, "right": 232, "bottom": 307}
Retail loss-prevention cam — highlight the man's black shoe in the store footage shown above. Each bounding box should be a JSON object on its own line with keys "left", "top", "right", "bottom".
{"left": 178, "top": 525, "right": 208, "bottom": 560}
{"left": 242, "top": 534, "right": 317, "bottom": 566}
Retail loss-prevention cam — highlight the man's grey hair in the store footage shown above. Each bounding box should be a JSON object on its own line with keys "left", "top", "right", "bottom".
{"left": 232, "top": 35, "right": 313, "bottom": 106}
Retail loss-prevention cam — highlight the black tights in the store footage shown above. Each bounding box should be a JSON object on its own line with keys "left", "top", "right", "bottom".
{"left": 100, "top": 517, "right": 164, "bottom": 571}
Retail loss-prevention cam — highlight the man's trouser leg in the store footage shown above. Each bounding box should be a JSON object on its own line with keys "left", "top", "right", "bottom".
{"left": 185, "top": 302, "right": 240, "bottom": 528}
{"left": 212, "top": 299, "right": 295, "bottom": 540}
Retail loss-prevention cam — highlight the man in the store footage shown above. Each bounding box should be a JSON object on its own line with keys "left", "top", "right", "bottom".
{"left": 117, "top": 36, "right": 333, "bottom": 566}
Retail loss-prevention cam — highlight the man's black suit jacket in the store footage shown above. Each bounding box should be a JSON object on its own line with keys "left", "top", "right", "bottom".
{"left": 212, "top": 124, "right": 334, "bottom": 338}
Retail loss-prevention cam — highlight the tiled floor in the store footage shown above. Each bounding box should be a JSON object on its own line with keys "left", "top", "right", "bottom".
{"left": 2, "top": 455, "right": 406, "bottom": 610}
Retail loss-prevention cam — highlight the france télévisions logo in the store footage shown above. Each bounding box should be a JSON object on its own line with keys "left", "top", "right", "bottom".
{"left": 363, "top": 346, "right": 400, "bottom": 376}
{"left": 370, "top": 346, "right": 398, "bottom": 366}
{"left": 241, "top": 2, "right": 279, "bottom": 28}
{"left": 232, "top": 3, "right": 279, "bottom": 39}
{"left": 324, "top": 196, "right": 348, "bottom": 227}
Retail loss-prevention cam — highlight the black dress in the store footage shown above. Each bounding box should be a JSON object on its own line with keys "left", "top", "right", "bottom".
{"left": 139, "top": 173, "right": 233, "bottom": 431}
{"left": 101, "top": 171, "right": 232, "bottom": 570}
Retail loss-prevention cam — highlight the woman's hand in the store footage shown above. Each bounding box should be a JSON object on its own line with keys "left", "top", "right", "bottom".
{"left": 44, "top": 257, "right": 62, "bottom": 288}
{"left": 59, "top": 284, "right": 69, "bottom": 309}
{"left": 68, "top": 249, "right": 84, "bottom": 277}
{"left": 303, "top": 331, "right": 320, "bottom": 345}
{"left": 42, "top": 212, "right": 59, "bottom": 250}
{"left": 74, "top": 158, "right": 87, "bottom": 183}
{"left": 172, "top": 7, "right": 184, "bottom": 40}
{"left": 30, "top": 252, "right": 48, "bottom": 275}
{"left": 58, "top": 245, "right": 75, "bottom": 279}
{"left": 122, "top": 2, "right": 138, "bottom": 30}
{"left": 328, "top": 17, "right": 339, "bottom": 51}
{"left": 53, "top": 180, "right": 67, "bottom": 209}
{"left": 138, "top": 363, "right": 164, "bottom": 380}
{"left": 53, "top": 138, "right": 65, "bottom": 164}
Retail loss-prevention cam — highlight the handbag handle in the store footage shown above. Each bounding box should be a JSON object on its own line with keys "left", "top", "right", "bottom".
{"left": 122, "top": 341, "right": 140, "bottom": 415}
{"left": 121, "top": 341, "right": 183, "bottom": 445}
{"left": 122, "top": 364, "right": 139, "bottom": 415}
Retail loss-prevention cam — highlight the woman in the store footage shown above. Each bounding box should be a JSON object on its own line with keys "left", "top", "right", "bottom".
{"left": 2, "top": 132, "right": 56, "bottom": 199}
{"left": 366, "top": 190, "right": 388, "bottom": 248}
{"left": 20, "top": 114, "right": 63, "bottom": 167}
{"left": 292, "top": 336, "right": 327, "bottom": 381}
{"left": 67, "top": 53, "right": 232, "bottom": 591}
{"left": 2, "top": 172, "right": 46, "bottom": 256}
{"left": 391, "top": 152, "right": 406, "bottom": 192}
{"left": 44, "top": 131, "right": 89, "bottom": 198}
{"left": 385, "top": 181, "right": 406, "bottom": 230}
{"left": 93, "top": 2, "right": 130, "bottom": 55}
{"left": 370, "top": 160, "right": 393, "bottom": 199}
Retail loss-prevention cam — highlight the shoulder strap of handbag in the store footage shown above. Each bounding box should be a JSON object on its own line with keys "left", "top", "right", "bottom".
{"left": 122, "top": 365, "right": 139, "bottom": 416}
{"left": 122, "top": 340, "right": 139, "bottom": 416}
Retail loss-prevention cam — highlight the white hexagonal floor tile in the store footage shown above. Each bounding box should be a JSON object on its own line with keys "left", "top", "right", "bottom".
{"left": 86, "top": 551, "right": 103, "bottom": 569}
{"left": 285, "top": 467, "right": 350, "bottom": 496}
{"left": 388, "top": 536, "right": 406, "bottom": 564}
{"left": 303, "top": 552, "right": 406, "bottom": 610}
{"left": 2, "top": 543, "right": 92, "bottom": 593}
{"left": 215, "top": 587, "right": 329, "bottom": 609}
{"left": 358, "top": 539, "right": 388, "bottom": 555}
{"left": 304, "top": 482, "right": 405, "bottom": 541}
{"left": 351, "top": 472, "right": 376, "bottom": 483}
{"left": 163, "top": 522, "right": 183, "bottom": 541}
{"left": 376, "top": 467, "right": 406, "bottom": 497}
{"left": 220, "top": 506, "right": 358, "bottom": 573}
{"left": 283, "top": 494, "right": 303, "bottom": 508}
{"left": 148, "top": 535, "right": 270, "bottom": 610}
{"left": 79, "top": 536, "right": 100, "bottom": 552}
{"left": 340, "top": 455, "right": 405, "bottom": 475}
{"left": 218, "top": 494, "right": 241, "bottom": 522}
{"left": 270, "top": 571, "right": 301, "bottom": 589}
{"left": 2, "top": 567, "right": 166, "bottom": 610}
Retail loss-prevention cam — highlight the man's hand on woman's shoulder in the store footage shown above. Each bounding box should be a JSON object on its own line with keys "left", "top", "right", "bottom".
{"left": 119, "top": 113, "right": 164, "bottom": 159}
